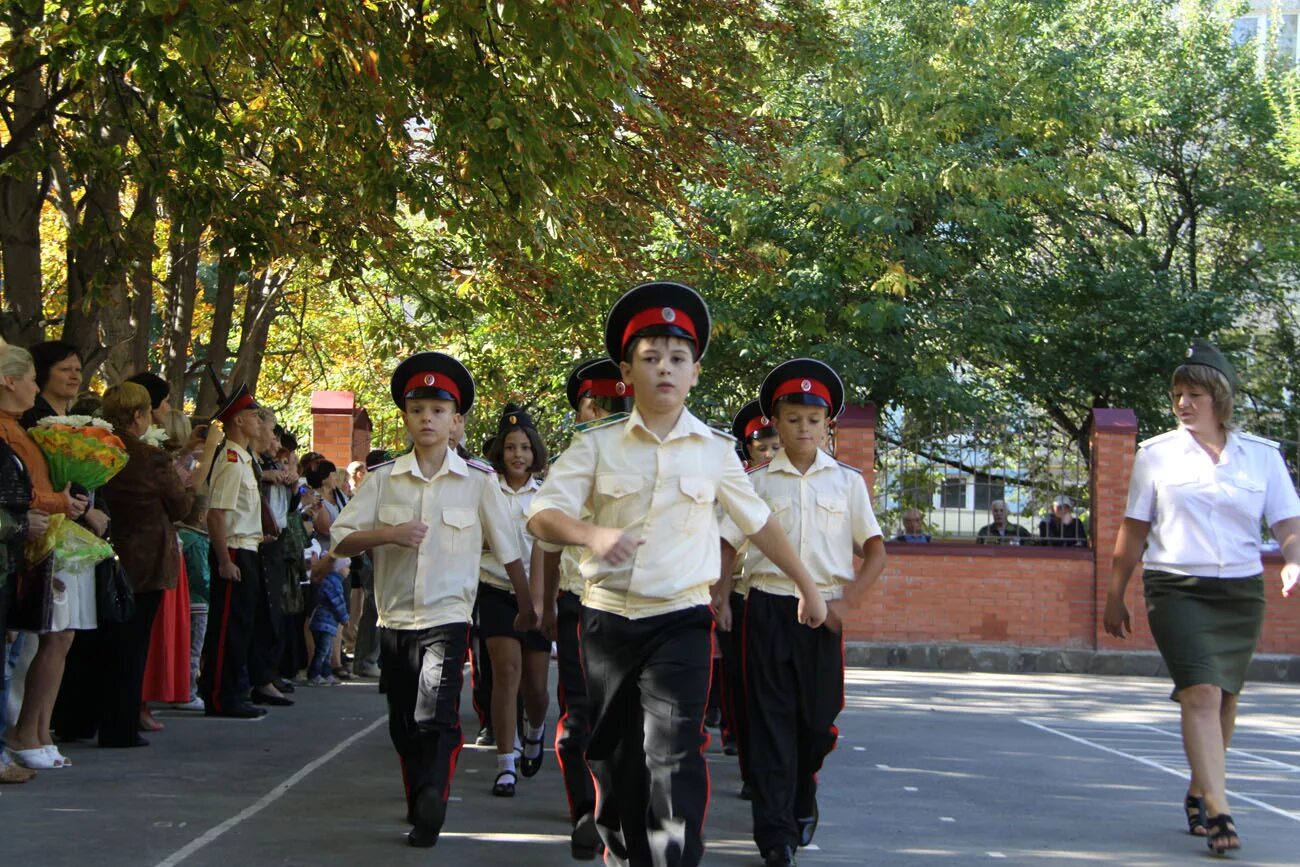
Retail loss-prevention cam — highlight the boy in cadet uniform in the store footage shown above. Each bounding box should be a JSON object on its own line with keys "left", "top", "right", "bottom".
{"left": 719, "top": 358, "right": 887, "bottom": 867}
{"left": 539, "top": 357, "right": 634, "bottom": 859}
{"left": 714, "top": 399, "right": 781, "bottom": 794}
{"left": 330, "top": 352, "right": 536, "bottom": 848}
{"left": 199, "top": 385, "right": 271, "bottom": 720}
{"left": 527, "top": 282, "right": 828, "bottom": 867}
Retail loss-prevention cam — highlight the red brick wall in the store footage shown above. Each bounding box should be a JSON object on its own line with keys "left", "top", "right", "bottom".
{"left": 311, "top": 390, "right": 356, "bottom": 470}
{"left": 836, "top": 404, "right": 1300, "bottom": 654}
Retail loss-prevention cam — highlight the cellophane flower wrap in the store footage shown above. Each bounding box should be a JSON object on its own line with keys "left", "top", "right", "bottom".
{"left": 22, "top": 514, "right": 113, "bottom": 571}
{"left": 30, "top": 415, "right": 128, "bottom": 491}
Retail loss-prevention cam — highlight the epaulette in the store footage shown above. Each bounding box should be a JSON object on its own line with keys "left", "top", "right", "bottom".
{"left": 1237, "top": 431, "right": 1281, "bottom": 449}
{"left": 707, "top": 426, "right": 735, "bottom": 441}
{"left": 746, "top": 461, "right": 770, "bottom": 475}
{"left": 573, "top": 413, "right": 627, "bottom": 434}
{"left": 466, "top": 456, "right": 496, "bottom": 473}
{"left": 1138, "top": 429, "right": 1180, "bottom": 449}
{"left": 226, "top": 449, "right": 240, "bottom": 463}
{"left": 836, "top": 459, "right": 862, "bottom": 473}
{"left": 369, "top": 459, "right": 397, "bottom": 472}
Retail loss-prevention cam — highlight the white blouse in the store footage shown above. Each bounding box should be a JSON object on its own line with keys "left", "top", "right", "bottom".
{"left": 1126, "top": 428, "right": 1300, "bottom": 578}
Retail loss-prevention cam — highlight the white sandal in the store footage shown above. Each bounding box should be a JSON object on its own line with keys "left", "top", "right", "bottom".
{"left": 10, "top": 747, "right": 60, "bottom": 770}
{"left": 46, "top": 746, "right": 71, "bottom": 767}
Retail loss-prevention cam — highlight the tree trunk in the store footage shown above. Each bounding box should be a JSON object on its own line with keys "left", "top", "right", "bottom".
{"left": 195, "top": 256, "right": 238, "bottom": 418}
{"left": 0, "top": 17, "right": 49, "bottom": 347}
{"left": 161, "top": 215, "right": 202, "bottom": 405}
{"left": 227, "top": 267, "right": 286, "bottom": 395}
{"left": 99, "top": 188, "right": 157, "bottom": 384}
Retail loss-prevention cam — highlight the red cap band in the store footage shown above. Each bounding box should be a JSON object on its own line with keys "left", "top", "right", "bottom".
{"left": 580, "top": 378, "right": 633, "bottom": 399}
{"left": 217, "top": 393, "right": 256, "bottom": 423}
{"left": 402, "top": 371, "right": 461, "bottom": 404}
{"left": 744, "top": 415, "right": 774, "bottom": 439}
{"left": 621, "top": 306, "right": 697, "bottom": 355}
{"left": 773, "top": 377, "right": 833, "bottom": 407}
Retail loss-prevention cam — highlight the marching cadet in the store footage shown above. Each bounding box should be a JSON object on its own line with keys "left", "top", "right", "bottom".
{"left": 477, "top": 403, "right": 551, "bottom": 797}
{"left": 527, "top": 282, "right": 827, "bottom": 867}
{"left": 330, "top": 352, "right": 536, "bottom": 848}
{"left": 198, "top": 384, "right": 272, "bottom": 720}
{"left": 714, "top": 400, "right": 781, "bottom": 793}
{"left": 539, "top": 357, "right": 634, "bottom": 859}
{"left": 721, "top": 358, "right": 886, "bottom": 867}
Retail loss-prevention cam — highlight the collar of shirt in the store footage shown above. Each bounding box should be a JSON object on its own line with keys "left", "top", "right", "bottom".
{"left": 766, "top": 447, "right": 837, "bottom": 478}
{"left": 391, "top": 447, "right": 467, "bottom": 483}
{"left": 1175, "top": 426, "right": 1244, "bottom": 466}
{"left": 623, "top": 406, "right": 712, "bottom": 444}
{"left": 498, "top": 474, "right": 541, "bottom": 495}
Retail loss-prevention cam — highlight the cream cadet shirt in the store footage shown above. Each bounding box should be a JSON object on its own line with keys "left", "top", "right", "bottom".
{"left": 721, "top": 448, "right": 881, "bottom": 600}
{"left": 205, "top": 440, "right": 263, "bottom": 551}
{"left": 330, "top": 448, "right": 521, "bottom": 630}
{"left": 527, "top": 407, "right": 771, "bottom": 619}
{"left": 479, "top": 474, "right": 541, "bottom": 593}
{"left": 1126, "top": 428, "right": 1300, "bottom": 578}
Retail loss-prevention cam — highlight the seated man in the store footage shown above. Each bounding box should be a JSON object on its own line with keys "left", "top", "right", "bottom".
{"left": 893, "top": 509, "right": 931, "bottom": 543}
{"left": 976, "top": 500, "right": 1033, "bottom": 545}
{"left": 1038, "top": 494, "right": 1088, "bottom": 547}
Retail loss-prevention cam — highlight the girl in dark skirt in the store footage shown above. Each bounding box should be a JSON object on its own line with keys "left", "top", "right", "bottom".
{"left": 477, "top": 404, "right": 550, "bottom": 797}
{"left": 1105, "top": 341, "right": 1300, "bottom": 856}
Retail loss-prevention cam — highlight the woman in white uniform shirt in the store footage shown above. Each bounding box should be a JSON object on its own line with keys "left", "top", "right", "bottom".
{"left": 1105, "top": 341, "right": 1300, "bottom": 855}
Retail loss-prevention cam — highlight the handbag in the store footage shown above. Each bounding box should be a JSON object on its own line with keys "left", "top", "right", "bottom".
{"left": 9, "top": 551, "right": 55, "bottom": 632}
{"left": 95, "top": 556, "right": 135, "bottom": 625}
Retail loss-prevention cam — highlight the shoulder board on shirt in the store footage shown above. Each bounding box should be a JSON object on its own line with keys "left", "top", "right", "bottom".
{"left": 707, "top": 426, "right": 735, "bottom": 442}
{"left": 226, "top": 449, "right": 240, "bottom": 463}
{"left": 1237, "top": 431, "right": 1280, "bottom": 449}
{"left": 746, "top": 461, "right": 770, "bottom": 475}
{"left": 466, "top": 456, "right": 496, "bottom": 474}
{"left": 369, "top": 459, "right": 396, "bottom": 473}
{"left": 835, "top": 459, "right": 862, "bottom": 473}
{"left": 573, "top": 413, "right": 627, "bottom": 435}
{"left": 1138, "top": 429, "right": 1180, "bottom": 449}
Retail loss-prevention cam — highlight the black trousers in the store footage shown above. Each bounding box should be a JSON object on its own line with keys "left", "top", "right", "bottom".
{"left": 719, "top": 591, "right": 750, "bottom": 782}
{"left": 96, "top": 590, "right": 163, "bottom": 746}
{"left": 250, "top": 536, "right": 286, "bottom": 687}
{"left": 555, "top": 590, "right": 597, "bottom": 824}
{"left": 469, "top": 599, "right": 493, "bottom": 730}
{"left": 743, "top": 590, "right": 843, "bottom": 853}
{"left": 380, "top": 623, "right": 469, "bottom": 818}
{"left": 199, "top": 547, "right": 262, "bottom": 713}
{"left": 51, "top": 625, "right": 101, "bottom": 740}
{"left": 582, "top": 605, "right": 713, "bottom": 867}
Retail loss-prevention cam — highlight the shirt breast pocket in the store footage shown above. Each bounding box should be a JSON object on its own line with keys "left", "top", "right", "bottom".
{"left": 769, "top": 496, "right": 796, "bottom": 535}
{"left": 377, "top": 504, "right": 410, "bottom": 527}
{"left": 596, "top": 473, "right": 644, "bottom": 526}
{"left": 440, "top": 507, "right": 477, "bottom": 554}
{"left": 678, "top": 476, "right": 716, "bottom": 532}
{"left": 816, "top": 494, "right": 847, "bottom": 535}
{"left": 1222, "top": 474, "right": 1265, "bottom": 519}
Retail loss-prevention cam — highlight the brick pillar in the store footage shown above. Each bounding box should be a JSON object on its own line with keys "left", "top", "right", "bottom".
{"left": 311, "top": 390, "right": 356, "bottom": 469}
{"left": 836, "top": 403, "right": 877, "bottom": 497}
{"left": 1090, "top": 408, "right": 1139, "bottom": 650}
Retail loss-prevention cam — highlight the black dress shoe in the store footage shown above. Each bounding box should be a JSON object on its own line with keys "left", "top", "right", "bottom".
{"left": 206, "top": 703, "right": 267, "bottom": 719}
{"left": 762, "top": 844, "right": 796, "bottom": 867}
{"left": 704, "top": 707, "right": 722, "bottom": 729}
{"left": 250, "top": 690, "right": 294, "bottom": 707}
{"left": 407, "top": 787, "right": 447, "bottom": 848}
{"left": 276, "top": 679, "right": 296, "bottom": 694}
{"left": 475, "top": 726, "right": 495, "bottom": 747}
{"left": 571, "top": 811, "right": 603, "bottom": 860}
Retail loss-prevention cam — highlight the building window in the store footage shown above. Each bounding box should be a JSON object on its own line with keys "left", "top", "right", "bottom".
{"left": 1281, "top": 15, "right": 1298, "bottom": 65}
{"left": 940, "top": 476, "right": 966, "bottom": 509}
{"left": 973, "top": 474, "right": 1005, "bottom": 511}
{"left": 1232, "top": 16, "right": 1260, "bottom": 46}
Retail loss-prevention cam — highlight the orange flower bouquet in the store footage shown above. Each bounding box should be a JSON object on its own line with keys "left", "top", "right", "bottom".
{"left": 30, "top": 415, "right": 128, "bottom": 491}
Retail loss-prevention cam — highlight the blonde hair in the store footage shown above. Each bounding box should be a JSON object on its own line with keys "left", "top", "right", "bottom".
{"left": 1171, "top": 365, "right": 1234, "bottom": 428}
{"left": 0, "top": 343, "right": 34, "bottom": 380}
{"left": 101, "top": 382, "right": 152, "bottom": 433}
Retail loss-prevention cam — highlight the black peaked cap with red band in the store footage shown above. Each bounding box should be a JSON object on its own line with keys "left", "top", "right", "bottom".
{"left": 390, "top": 351, "right": 475, "bottom": 414}
{"left": 731, "top": 399, "right": 777, "bottom": 446}
{"left": 759, "top": 358, "right": 845, "bottom": 420}
{"left": 604, "top": 281, "right": 711, "bottom": 363}
{"left": 214, "top": 383, "right": 259, "bottom": 424}
{"left": 566, "top": 358, "right": 633, "bottom": 411}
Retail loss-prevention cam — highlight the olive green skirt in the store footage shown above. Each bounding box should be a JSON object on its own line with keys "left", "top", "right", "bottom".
{"left": 1143, "top": 570, "right": 1265, "bottom": 700}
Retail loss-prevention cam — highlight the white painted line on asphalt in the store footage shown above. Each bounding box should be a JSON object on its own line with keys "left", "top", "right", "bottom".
{"left": 940, "top": 817, "right": 956, "bottom": 822}
{"left": 153, "top": 713, "right": 387, "bottom": 867}
{"left": 987, "top": 853, "right": 1007, "bottom": 859}
{"left": 853, "top": 746, "right": 866, "bottom": 751}
{"left": 904, "top": 786, "right": 919, "bottom": 792}
{"left": 1020, "top": 720, "right": 1300, "bottom": 825}
{"left": 1136, "top": 724, "right": 1300, "bottom": 774}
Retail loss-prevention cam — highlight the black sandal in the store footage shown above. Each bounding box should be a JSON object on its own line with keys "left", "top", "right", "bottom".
{"left": 1184, "top": 793, "right": 1207, "bottom": 836}
{"left": 1205, "top": 813, "right": 1240, "bottom": 855}
{"left": 520, "top": 723, "right": 546, "bottom": 778}
{"left": 492, "top": 769, "right": 517, "bottom": 797}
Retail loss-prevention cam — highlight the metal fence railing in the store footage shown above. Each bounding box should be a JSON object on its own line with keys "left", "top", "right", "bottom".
{"left": 875, "top": 411, "right": 1091, "bottom": 544}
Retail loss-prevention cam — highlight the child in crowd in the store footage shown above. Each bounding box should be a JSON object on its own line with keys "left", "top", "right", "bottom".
{"left": 307, "top": 558, "right": 350, "bottom": 685}
{"left": 720, "top": 358, "right": 887, "bottom": 867}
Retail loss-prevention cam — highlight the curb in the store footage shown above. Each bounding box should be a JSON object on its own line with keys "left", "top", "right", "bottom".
{"left": 845, "top": 642, "right": 1300, "bottom": 684}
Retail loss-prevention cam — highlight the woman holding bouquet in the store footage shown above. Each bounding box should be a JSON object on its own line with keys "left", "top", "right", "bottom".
{"left": 97, "top": 383, "right": 195, "bottom": 747}
{"left": 0, "top": 343, "right": 89, "bottom": 770}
